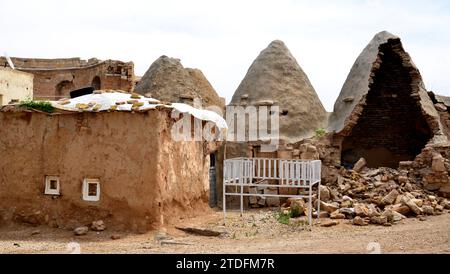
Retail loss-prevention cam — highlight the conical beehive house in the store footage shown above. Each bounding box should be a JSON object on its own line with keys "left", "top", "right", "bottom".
{"left": 328, "top": 31, "right": 445, "bottom": 168}
{"left": 135, "top": 55, "right": 224, "bottom": 108}
{"left": 230, "top": 40, "right": 327, "bottom": 142}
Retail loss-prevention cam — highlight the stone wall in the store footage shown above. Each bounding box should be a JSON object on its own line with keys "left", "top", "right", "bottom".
{"left": 0, "top": 109, "right": 212, "bottom": 232}
{"left": 0, "top": 57, "right": 134, "bottom": 100}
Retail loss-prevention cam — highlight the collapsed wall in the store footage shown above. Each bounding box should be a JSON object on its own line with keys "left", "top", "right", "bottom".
{"left": 0, "top": 106, "right": 218, "bottom": 232}
{"left": 328, "top": 31, "right": 446, "bottom": 169}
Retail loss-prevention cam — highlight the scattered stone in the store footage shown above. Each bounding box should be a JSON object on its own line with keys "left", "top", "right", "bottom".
{"left": 383, "top": 210, "right": 406, "bottom": 223}
{"left": 353, "top": 216, "right": 368, "bottom": 226}
{"left": 91, "top": 220, "right": 106, "bottom": 231}
{"left": 175, "top": 226, "right": 223, "bottom": 237}
{"left": 391, "top": 203, "right": 410, "bottom": 216}
{"left": 74, "top": 226, "right": 89, "bottom": 236}
{"left": 330, "top": 210, "right": 346, "bottom": 219}
{"left": 435, "top": 205, "right": 444, "bottom": 212}
{"left": 318, "top": 211, "right": 329, "bottom": 218}
{"left": 321, "top": 201, "right": 339, "bottom": 213}
{"left": 412, "top": 199, "right": 423, "bottom": 207}
{"left": 339, "top": 208, "right": 355, "bottom": 216}
{"left": 401, "top": 196, "right": 422, "bottom": 215}
{"left": 111, "top": 234, "right": 121, "bottom": 240}
{"left": 422, "top": 205, "right": 434, "bottom": 215}
{"left": 398, "top": 175, "right": 408, "bottom": 184}
{"left": 418, "top": 216, "right": 427, "bottom": 222}
{"left": 353, "top": 158, "right": 367, "bottom": 173}
{"left": 354, "top": 203, "right": 370, "bottom": 217}
{"left": 443, "top": 200, "right": 450, "bottom": 210}
{"left": 319, "top": 185, "right": 331, "bottom": 202}
{"left": 321, "top": 220, "right": 338, "bottom": 227}
{"left": 381, "top": 189, "right": 399, "bottom": 205}
{"left": 370, "top": 215, "right": 388, "bottom": 225}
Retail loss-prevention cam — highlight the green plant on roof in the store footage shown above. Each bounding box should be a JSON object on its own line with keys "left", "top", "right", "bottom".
{"left": 20, "top": 100, "right": 54, "bottom": 113}
{"left": 315, "top": 128, "right": 326, "bottom": 138}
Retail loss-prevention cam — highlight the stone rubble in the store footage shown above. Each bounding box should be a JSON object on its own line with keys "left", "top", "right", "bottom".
{"left": 278, "top": 161, "right": 449, "bottom": 227}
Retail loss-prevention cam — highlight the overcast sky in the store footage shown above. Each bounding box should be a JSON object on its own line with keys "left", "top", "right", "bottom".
{"left": 1, "top": 0, "right": 449, "bottom": 111}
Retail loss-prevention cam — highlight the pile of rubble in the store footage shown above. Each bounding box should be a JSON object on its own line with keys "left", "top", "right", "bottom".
{"left": 281, "top": 157, "right": 450, "bottom": 226}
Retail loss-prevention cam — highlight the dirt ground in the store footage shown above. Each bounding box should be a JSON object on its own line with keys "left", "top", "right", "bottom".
{"left": 0, "top": 208, "right": 449, "bottom": 254}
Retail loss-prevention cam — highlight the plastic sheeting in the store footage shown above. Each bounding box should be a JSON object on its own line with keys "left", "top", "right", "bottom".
{"left": 51, "top": 91, "right": 227, "bottom": 130}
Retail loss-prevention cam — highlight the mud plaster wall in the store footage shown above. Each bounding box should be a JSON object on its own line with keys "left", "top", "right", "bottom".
{"left": 0, "top": 110, "right": 210, "bottom": 232}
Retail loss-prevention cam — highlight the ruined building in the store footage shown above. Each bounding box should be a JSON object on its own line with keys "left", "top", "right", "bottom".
{"left": 328, "top": 31, "right": 447, "bottom": 169}
{"left": 0, "top": 57, "right": 135, "bottom": 100}
{"left": 135, "top": 55, "right": 225, "bottom": 109}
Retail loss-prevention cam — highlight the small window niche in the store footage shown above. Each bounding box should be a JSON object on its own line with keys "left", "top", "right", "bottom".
{"left": 45, "top": 176, "right": 60, "bottom": 195}
{"left": 82, "top": 178, "right": 100, "bottom": 201}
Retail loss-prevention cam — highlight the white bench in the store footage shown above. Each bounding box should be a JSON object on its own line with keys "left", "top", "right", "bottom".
{"left": 223, "top": 157, "right": 322, "bottom": 225}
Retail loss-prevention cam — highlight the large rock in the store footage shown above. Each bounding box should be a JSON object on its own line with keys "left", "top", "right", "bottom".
{"left": 321, "top": 220, "right": 339, "bottom": 227}
{"left": 422, "top": 205, "right": 434, "bottom": 215}
{"left": 320, "top": 201, "right": 339, "bottom": 213}
{"left": 354, "top": 203, "right": 370, "bottom": 217}
{"left": 381, "top": 189, "right": 399, "bottom": 205}
{"left": 319, "top": 185, "right": 331, "bottom": 202}
{"left": 229, "top": 40, "right": 327, "bottom": 142}
{"left": 390, "top": 203, "right": 411, "bottom": 215}
{"left": 353, "top": 158, "right": 367, "bottom": 173}
{"left": 353, "top": 216, "right": 368, "bottom": 226}
{"left": 370, "top": 215, "right": 388, "bottom": 225}
{"left": 382, "top": 210, "right": 406, "bottom": 223}
{"left": 401, "top": 196, "right": 422, "bottom": 215}
{"left": 330, "top": 210, "right": 346, "bottom": 219}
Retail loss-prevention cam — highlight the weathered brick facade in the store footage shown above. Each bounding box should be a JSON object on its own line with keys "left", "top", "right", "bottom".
{"left": 0, "top": 57, "right": 134, "bottom": 100}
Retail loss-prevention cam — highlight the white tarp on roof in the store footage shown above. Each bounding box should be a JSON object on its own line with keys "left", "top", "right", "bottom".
{"left": 50, "top": 91, "right": 227, "bottom": 130}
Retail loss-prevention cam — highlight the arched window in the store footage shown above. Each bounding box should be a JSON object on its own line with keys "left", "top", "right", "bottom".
{"left": 55, "top": 80, "right": 75, "bottom": 99}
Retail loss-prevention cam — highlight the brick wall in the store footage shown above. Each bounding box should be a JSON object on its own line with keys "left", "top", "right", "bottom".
{"left": 341, "top": 41, "right": 432, "bottom": 168}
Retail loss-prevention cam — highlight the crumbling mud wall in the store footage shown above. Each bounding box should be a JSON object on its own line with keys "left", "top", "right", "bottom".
{"left": 0, "top": 109, "right": 212, "bottom": 232}
{"left": 0, "top": 57, "right": 134, "bottom": 100}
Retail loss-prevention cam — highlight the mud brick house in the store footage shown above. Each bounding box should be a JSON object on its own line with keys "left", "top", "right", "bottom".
{"left": 0, "top": 91, "right": 226, "bottom": 232}
{"left": 328, "top": 31, "right": 448, "bottom": 169}
{"left": 135, "top": 55, "right": 226, "bottom": 207}
{"left": 0, "top": 57, "right": 135, "bottom": 100}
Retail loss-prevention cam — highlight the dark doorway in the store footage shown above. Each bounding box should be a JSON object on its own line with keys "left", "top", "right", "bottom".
{"left": 55, "top": 80, "right": 75, "bottom": 99}
{"left": 92, "top": 76, "right": 101, "bottom": 90}
{"left": 209, "top": 153, "right": 217, "bottom": 207}
{"left": 341, "top": 42, "right": 432, "bottom": 168}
